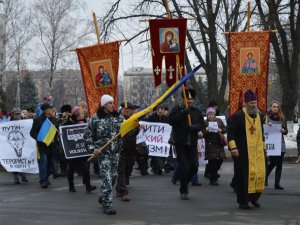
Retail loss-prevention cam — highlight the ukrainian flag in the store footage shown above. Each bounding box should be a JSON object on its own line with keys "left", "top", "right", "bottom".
{"left": 37, "top": 118, "right": 57, "bottom": 146}
{"left": 120, "top": 64, "right": 202, "bottom": 137}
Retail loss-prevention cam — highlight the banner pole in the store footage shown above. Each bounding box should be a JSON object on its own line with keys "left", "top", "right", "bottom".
{"left": 93, "top": 12, "right": 101, "bottom": 44}
{"left": 176, "top": 55, "right": 192, "bottom": 126}
{"left": 164, "top": 0, "right": 172, "bottom": 18}
{"left": 87, "top": 132, "right": 121, "bottom": 162}
{"left": 247, "top": 1, "right": 250, "bottom": 32}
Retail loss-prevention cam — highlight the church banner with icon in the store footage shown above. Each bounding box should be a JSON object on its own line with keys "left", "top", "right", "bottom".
{"left": 228, "top": 31, "right": 271, "bottom": 116}
{"left": 149, "top": 18, "right": 187, "bottom": 87}
{"left": 76, "top": 42, "right": 119, "bottom": 116}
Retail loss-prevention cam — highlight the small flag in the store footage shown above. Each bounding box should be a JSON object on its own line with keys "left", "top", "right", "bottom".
{"left": 37, "top": 118, "right": 57, "bottom": 146}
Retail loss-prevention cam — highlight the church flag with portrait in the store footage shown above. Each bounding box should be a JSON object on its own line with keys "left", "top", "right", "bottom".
{"left": 228, "top": 31, "right": 271, "bottom": 116}
{"left": 149, "top": 18, "right": 187, "bottom": 87}
{"left": 76, "top": 41, "right": 119, "bottom": 116}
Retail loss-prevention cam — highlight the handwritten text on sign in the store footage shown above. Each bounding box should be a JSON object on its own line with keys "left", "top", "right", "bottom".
{"left": 137, "top": 121, "right": 172, "bottom": 157}
{"left": 263, "top": 124, "right": 282, "bottom": 156}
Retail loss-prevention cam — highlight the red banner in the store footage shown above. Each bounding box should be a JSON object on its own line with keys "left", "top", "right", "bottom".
{"left": 149, "top": 18, "right": 187, "bottom": 87}
{"left": 76, "top": 42, "right": 119, "bottom": 117}
{"left": 229, "top": 31, "right": 271, "bottom": 116}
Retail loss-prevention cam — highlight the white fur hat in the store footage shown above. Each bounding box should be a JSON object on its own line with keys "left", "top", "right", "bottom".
{"left": 100, "top": 94, "right": 114, "bottom": 107}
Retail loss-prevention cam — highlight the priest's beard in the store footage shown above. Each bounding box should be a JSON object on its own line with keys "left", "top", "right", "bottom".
{"left": 246, "top": 104, "right": 258, "bottom": 116}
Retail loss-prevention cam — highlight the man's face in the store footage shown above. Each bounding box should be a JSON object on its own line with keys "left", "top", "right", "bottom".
{"left": 186, "top": 98, "right": 194, "bottom": 107}
{"left": 156, "top": 108, "right": 165, "bottom": 117}
{"left": 121, "top": 107, "right": 131, "bottom": 117}
{"left": 45, "top": 108, "right": 53, "bottom": 118}
{"left": 104, "top": 101, "right": 114, "bottom": 113}
{"left": 8, "top": 132, "right": 24, "bottom": 151}
{"left": 13, "top": 113, "right": 21, "bottom": 120}
{"left": 246, "top": 100, "right": 258, "bottom": 115}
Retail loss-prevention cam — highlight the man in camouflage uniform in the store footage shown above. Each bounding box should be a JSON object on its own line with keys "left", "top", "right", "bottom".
{"left": 84, "top": 94, "right": 123, "bottom": 215}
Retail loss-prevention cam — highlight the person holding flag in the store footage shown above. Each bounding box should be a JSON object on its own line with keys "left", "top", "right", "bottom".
{"left": 169, "top": 88, "right": 204, "bottom": 200}
{"left": 30, "top": 103, "right": 59, "bottom": 188}
{"left": 84, "top": 94, "right": 124, "bottom": 215}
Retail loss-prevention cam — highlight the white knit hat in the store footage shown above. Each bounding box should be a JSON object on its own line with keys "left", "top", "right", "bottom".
{"left": 100, "top": 94, "right": 114, "bottom": 107}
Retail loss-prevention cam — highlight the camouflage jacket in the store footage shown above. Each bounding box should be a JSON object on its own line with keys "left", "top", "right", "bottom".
{"left": 83, "top": 108, "right": 124, "bottom": 156}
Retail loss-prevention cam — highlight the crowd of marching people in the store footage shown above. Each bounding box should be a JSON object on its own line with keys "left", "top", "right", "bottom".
{"left": 1, "top": 90, "right": 300, "bottom": 215}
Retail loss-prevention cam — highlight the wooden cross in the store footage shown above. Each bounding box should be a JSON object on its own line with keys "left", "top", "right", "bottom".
{"left": 154, "top": 66, "right": 161, "bottom": 75}
{"left": 167, "top": 65, "right": 175, "bottom": 79}
{"left": 249, "top": 125, "right": 256, "bottom": 135}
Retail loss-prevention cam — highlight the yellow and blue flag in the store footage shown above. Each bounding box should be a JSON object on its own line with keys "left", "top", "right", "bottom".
{"left": 120, "top": 65, "right": 202, "bottom": 137}
{"left": 37, "top": 118, "right": 57, "bottom": 146}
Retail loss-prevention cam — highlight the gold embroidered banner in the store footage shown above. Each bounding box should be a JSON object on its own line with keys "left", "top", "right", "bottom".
{"left": 229, "top": 31, "right": 271, "bottom": 116}
{"left": 76, "top": 42, "right": 119, "bottom": 117}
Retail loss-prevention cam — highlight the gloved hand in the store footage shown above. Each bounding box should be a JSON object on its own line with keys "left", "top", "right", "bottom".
{"left": 188, "top": 125, "right": 198, "bottom": 132}
{"left": 182, "top": 108, "right": 191, "bottom": 114}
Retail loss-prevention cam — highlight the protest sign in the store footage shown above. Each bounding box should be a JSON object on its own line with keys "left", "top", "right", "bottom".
{"left": 60, "top": 124, "right": 92, "bottom": 159}
{"left": 0, "top": 119, "right": 39, "bottom": 173}
{"left": 263, "top": 124, "right": 282, "bottom": 156}
{"left": 137, "top": 121, "right": 172, "bottom": 157}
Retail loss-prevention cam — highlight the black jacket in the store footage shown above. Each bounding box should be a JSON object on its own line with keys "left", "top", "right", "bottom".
{"left": 169, "top": 104, "right": 204, "bottom": 146}
{"left": 30, "top": 113, "right": 58, "bottom": 153}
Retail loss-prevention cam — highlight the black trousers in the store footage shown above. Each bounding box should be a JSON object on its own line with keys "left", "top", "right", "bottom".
{"left": 116, "top": 154, "right": 135, "bottom": 195}
{"left": 267, "top": 153, "right": 284, "bottom": 186}
{"left": 67, "top": 157, "right": 91, "bottom": 188}
{"left": 207, "top": 159, "right": 223, "bottom": 183}
{"left": 175, "top": 145, "right": 198, "bottom": 194}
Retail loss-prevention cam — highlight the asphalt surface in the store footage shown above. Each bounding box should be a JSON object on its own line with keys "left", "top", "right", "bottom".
{"left": 0, "top": 161, "right": 300, "bottom": 225}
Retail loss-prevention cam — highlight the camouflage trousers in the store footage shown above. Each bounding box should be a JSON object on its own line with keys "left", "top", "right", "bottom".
{"left": 98, "top": 153, "right": 119, "bottom": 208}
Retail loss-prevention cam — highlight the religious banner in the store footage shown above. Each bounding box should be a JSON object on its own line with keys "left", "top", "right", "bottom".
{"left": 263, "top": 124, "right": 282, "bottom": 156}
{"left": 149, "top": 18, "right": 187, "bottom": 87}
{"left": 59, "top": 124, "right": 92, "bottom": 159}
{"left": 228, "top": 31, "right": 271, "bottom": 115}
{"left": 0, "top": 120, "right": 39, "bottom": 173}
{"left": 76, "top": 41, "right": 119, "bottom": 116}
{"left": 136, "top": 121, "right": 172, "bottom": 157}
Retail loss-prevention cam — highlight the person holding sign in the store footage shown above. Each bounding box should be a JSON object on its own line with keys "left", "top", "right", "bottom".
{"left": 169, "top": 88, "right": 204, "bottom": 200}
{"left": 64, "top": 107, "right": 96, "bottom": 193}
{"left": 227, "top": 90, "right": 266, "bottom": 210}
{"left": 83, "top": 95, "right": 123, "bottom": 215}
{"left": 265, "top": 101, "right": 288, "bottom": 190}
{"left": 203, "top": 107, "right": 226, "bottom": 186}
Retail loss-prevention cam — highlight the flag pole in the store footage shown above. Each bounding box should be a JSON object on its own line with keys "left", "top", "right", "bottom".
{"left": 93, "top": 12, "right": 101, "bottom": 44}
{"left": 164, "top": 0, "right": 191, "bottom": 126}
{"left": 176, "top": 55, "right": 192, "bottom": 126}
{"left": 247, "top": 0, "right": 250, "bottom": 32}
{"left": 87, "top": 132, "right": 121, "bottom": 162}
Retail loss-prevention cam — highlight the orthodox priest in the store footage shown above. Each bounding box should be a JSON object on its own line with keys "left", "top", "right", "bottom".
{"left": 227, "top": 90, "right": 266, "bottom": 209}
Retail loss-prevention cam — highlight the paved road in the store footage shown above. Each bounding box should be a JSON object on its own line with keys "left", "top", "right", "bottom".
{"left": 0, "top": 162, "right": 300, "bottom": 225}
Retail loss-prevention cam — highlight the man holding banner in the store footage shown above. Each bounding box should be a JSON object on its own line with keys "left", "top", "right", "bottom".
{"left": 84, "top": 94, "right": 123, "bottom": 215}
{"left": 169, "top": 88, "right": 204, "bottom": 200}
{"left": 227, "top": 90, "right": 266, "bottom": 209}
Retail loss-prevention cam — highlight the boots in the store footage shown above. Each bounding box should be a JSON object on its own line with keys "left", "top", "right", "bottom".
{"left": 67, "top": 174, "right": 76, "bottom": 192}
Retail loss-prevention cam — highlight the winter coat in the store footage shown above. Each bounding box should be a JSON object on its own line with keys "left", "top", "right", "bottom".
{"left": 169, "top": 104, "right": 204, "bottom": 147}
{"left": 83, "top": 107, "right": 124, "bottom": 157}
{"left": 203, "top": 118, "right": 227, "bottom": 160}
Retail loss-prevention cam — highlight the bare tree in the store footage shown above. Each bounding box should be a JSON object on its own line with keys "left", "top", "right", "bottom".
{"left": 31, "top": 0, "right": 90, "bottom": 96}
{"left": 254, "top": 0, "right": 300, "bottom": 120}
{"left": 99, "top": 0, "right": 247, "bottom": 110}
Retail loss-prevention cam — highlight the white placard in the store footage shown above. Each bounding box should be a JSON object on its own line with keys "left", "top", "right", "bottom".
{"left": 0, "top": 120, "right": 39, "bottom": 173}
{"left": 263, "top": 124, "right": 282, "bottom": 156}
{"left": 208, "top": 121, "right": 218, "bottom": 133}
{"left": 197, "top": 138, "right": 207, "bottom": 165}
{"left": 136, "top": 121, "right": 172, "bottom": 157}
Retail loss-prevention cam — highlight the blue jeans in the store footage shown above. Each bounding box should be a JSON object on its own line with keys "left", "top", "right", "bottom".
{"left": 38, "top": 151, "right": 52, "bottom": 185}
